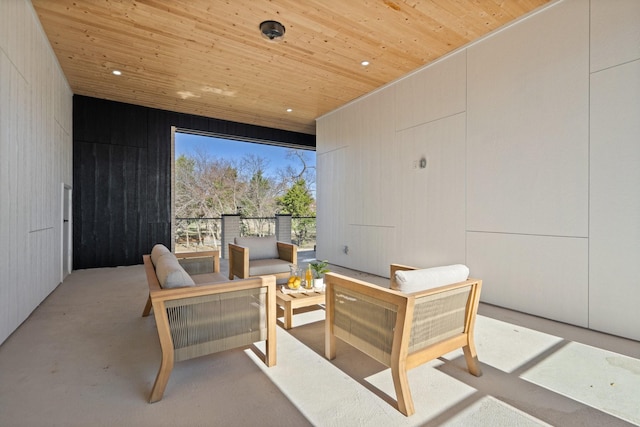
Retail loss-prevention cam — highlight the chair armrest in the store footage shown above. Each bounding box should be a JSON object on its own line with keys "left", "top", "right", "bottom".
{"left": 143, "top": 254, "right": 162, "bottom": 292}
{"left": 228, "top": 243, "right": 250, "bottom": 279}
{"left": 276, "top": 241, "right": 297, "bottom": 264}
{"left": 149, "top": 274, "right": 275, "bottom": 305}
{"left": 326, "top": 272, "right": 406, "bottom": 301}
{"left": 405, "top": 278, "right": 481, "bottom": 298}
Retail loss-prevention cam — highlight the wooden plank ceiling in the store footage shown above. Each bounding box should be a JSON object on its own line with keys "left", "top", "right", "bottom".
{"left": 33, "top": 0, "right": 550, "bottom": 135}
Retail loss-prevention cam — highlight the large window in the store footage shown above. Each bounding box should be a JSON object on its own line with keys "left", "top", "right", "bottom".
{"left": 172, "top": 129, "right": 316, "bottom": 251}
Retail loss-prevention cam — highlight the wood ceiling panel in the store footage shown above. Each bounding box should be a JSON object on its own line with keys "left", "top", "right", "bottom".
{"left": 32, "top": 0, "right": 551, "bottom": 135}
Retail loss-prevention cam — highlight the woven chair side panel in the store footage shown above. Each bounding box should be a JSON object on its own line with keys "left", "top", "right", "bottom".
{"left": 408, "top": 286, "right": 470, "bottom": 353}
{"left": 178, "top": 257, "right": 214, "bottom": 275}
{"left": 165, "top": 288, "right": 267, "bottom": 361}
{"left": 332, "top": 286, "right": 398, "bottom": 366}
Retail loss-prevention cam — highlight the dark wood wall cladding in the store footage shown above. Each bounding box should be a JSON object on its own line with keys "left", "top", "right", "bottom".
{"left": 73, "top": 95, "right": 315, "bottom": 269}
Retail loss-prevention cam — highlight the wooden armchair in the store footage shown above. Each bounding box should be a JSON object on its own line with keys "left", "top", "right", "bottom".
{"left": 142, "top": 248, "right": 277, "bottom": 403}
{"left": 228, "top": 235, "right": 297, "bottom": 282}
{"left": 324, "top": 264, "right": 482, "bottom": 416}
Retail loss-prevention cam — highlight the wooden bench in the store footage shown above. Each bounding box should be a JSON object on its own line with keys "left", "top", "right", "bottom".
{"left": 142, "top": 249, "right": 277, "bottom": 403}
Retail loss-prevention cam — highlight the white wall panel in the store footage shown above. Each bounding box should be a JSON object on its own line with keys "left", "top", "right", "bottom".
{"left": 315, "top": 112, "right": 342, "bottom": 155}
{"left": 345, "top": 225, "right": 396, "bottom": 278}
{"left": 342, "top": 90, "right": 396, "bottom": 228}
{"left": 589, "top": 59, "right": 640, "bottom": 340}
{"left": 466, "top": 0, "right": 589, "bottom": 237}
{"left": 467, "top": 232, "right": 588, "bottom": 327}
{"left": 0, "top": 50, "right": 16, "bottom": 343}
{"left": 590, "top": 0, "right": 640, "bottom": 73}
{"left": 316, "top": 0, "right": 639, "bottom": 339}
{"left": 394, "top": 51, "right": 466, "bottom": 131}
{"left": 394, "top": 113, "right": 467, "bottom": 268}
{"left": 316, "top": 146, "right": 348, "bottom": 264}
{"left": 0, "top": 0, "right": 72, "bottom": 346}
{"left": 318, "top": 89, "right": 398, "bottom": 273}
{"left": 0, "top": 1, "right": 7, "bottom": 49}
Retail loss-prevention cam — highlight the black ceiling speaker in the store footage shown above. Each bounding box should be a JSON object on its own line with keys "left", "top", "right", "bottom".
{"left": 260, "top": 20, "right": 285, "bottom": 41}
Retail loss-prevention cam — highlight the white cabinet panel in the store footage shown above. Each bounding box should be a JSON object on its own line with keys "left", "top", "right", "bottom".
{"left": 589, "top": 60, "right": 640, "bottom": 341}
{"left": 467, "top": 231, "right": 588, "bottom": 327}
{"left": 394, "top": 113, "right": 467, "bottom": 268}
{"left": 345, "top": 224, "right": 396, "bottom": 278}
{"left": 394, "top": 51, "right": 466, "bottom": 131}
{"left": 466, "top": 0, "right": 589, "bottom": 237}
{"left": 591, "top": 0, "right": 640, "bottom": 72}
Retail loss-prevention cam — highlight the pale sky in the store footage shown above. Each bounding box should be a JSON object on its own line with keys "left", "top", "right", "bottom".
{"left": 175, "top": 132, "right": 315, "bottom": 179}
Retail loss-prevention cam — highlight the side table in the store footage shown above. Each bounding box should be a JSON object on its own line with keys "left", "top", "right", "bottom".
{"left": 275, "top": 287, "right": 325, "bottom": 329}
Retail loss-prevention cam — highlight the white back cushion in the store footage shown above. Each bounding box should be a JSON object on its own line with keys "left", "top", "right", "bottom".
{"left": 393, "top": 264, "right": 470, "bottom": 293}
{"left": 155, "top": 253, "right": 195, "bottom": 289}
{"left": 150, "top": 244, "right": 171, "bottom": 266}
{"left": 235, "top": 235, "right": 279, "bottom": 260}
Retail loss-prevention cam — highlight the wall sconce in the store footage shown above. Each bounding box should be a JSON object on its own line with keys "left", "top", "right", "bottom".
{"left": 419, "top": 157, "right": 427, "bottom": 169}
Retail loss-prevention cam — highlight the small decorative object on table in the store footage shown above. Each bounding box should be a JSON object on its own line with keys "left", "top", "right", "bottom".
{"left": 287, "top": 264, "right": 302, "bottom": 289}
{"left": 305, "top": 264, "right": 314, "bottom": 289}
{"left": 309, "top": 260, "right": 330, "bottom": 290}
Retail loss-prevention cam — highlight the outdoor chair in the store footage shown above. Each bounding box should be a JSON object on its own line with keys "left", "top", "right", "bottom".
{"left": 228, "top": 235, "right": 297, "bottom": 283}
{"left": 142, "top": 245, "right": 277, "bottom": 402}
{"left": 324, "top": 263, "right": 482, "bottom": 416}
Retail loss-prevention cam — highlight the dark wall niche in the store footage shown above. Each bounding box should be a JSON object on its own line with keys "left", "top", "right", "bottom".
{"left": 72, "top": 95, "right": 316, "bottom": 269}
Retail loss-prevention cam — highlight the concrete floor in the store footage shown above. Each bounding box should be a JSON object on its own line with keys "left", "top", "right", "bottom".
{"left": 0, "top": 251, "right": 638, "bottom": 426}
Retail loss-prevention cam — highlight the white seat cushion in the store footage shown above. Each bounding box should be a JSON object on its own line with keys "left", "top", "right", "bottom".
{"left": 393, "top": 264, "right": 469, "bottom": 293}
{"left": 248, "top": 258, "right": 291, "bottom": 276}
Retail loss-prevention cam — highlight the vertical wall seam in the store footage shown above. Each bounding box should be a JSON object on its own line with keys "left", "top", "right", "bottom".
{"left": 586, "top": 0, "right": 592, "bottom": 329}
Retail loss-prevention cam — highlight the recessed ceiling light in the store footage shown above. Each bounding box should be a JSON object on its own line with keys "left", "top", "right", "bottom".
{"left": 112, "top": 70, "right": 122, "bottom": 76}
{"left": 361, "top": 61, "right": 370, "bottom": 66}
{"left": 286, "top": 108, "right": 293, "bottom": 113}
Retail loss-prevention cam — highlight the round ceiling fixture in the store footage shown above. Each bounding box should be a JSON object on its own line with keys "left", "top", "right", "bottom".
{"left": 260, "top": 20, "right": 285, "bottom": 41}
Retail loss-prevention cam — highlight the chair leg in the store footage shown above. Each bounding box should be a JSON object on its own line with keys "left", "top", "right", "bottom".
{"left": 325, "top": 330, "right": 336, "bottom": 360}
{"left": 142, "top": 296, "right": 153, "bottom": 317}
{"left": 148, "top": 353, "right": 174, "bottom": 403}
{"left": 265, "top": 289, "right": 277, "bottom": 367}
{"left": 391, "top": 362, "right": 415, "bottom": 416}
{"left": 324, "top": 286, "right": 336, "bottom": 360}
{"left": 462, "top": 343, "right": 483, "bottom": 377}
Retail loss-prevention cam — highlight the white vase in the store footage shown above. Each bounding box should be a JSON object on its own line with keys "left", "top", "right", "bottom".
{"left": 313, "top": 277, "right": 324, "bottom": 290}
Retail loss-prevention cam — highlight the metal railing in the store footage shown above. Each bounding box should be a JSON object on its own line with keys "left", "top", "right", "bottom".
{"left": 175, "top": 216, "right": 316, "bottom": 251}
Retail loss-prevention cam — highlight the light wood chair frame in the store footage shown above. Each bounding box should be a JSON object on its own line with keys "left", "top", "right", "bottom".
{"left": 142, "top": 252, "right": 277, "bottom": 403}
{"left": 228, "top": 240, "right": 297, "bottom": 281}
{"left": 325, "top": 264, "right": 482, "bottom": 416}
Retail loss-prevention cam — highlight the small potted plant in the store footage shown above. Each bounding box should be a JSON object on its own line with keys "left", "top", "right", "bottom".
{"left": 309, "top": 260, "right": 330, "bottom": 290}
